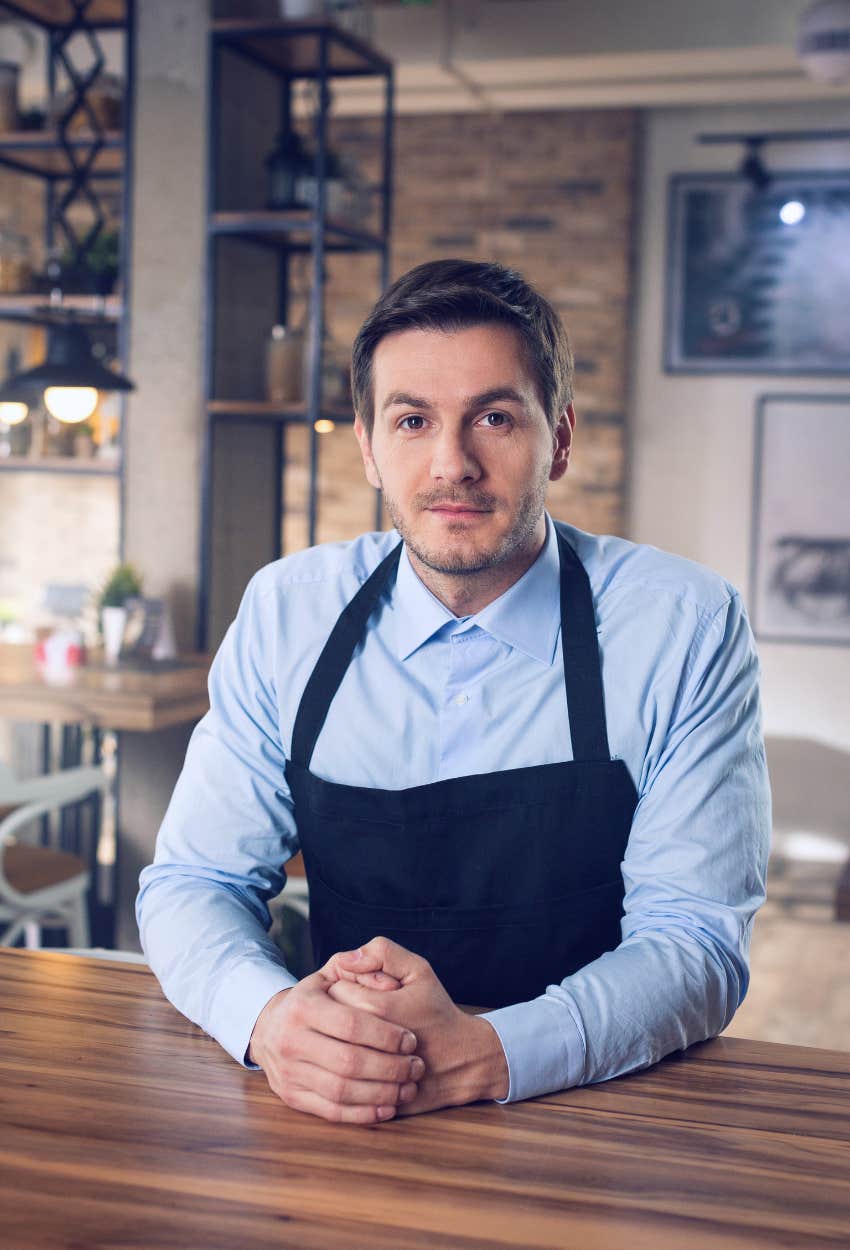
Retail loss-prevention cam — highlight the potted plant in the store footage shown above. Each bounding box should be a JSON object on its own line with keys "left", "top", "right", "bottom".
{"left": 98, "top": 562, "right": 142, "bottom": 665}
{"left": 40, "top": 229, "right": 121, "bottom": 297}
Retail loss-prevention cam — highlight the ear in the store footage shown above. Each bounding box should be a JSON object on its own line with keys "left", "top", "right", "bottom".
{"left": 354, "top": 414, "right": 382, "bottom": 491}
{"left": 549, "top": 405, "right": 575, "bottom": 482}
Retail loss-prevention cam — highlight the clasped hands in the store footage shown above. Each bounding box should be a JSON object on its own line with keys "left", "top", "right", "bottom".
{"left": 247, "top": 936, "right": 509, "bottom": 1124}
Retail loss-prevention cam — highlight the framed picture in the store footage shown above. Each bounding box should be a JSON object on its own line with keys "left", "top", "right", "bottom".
{"left": 665, "top": 171, "right": 850, "bottom": 374}
{"left": 751, "top": 394, "right": 850, "bottom": 645}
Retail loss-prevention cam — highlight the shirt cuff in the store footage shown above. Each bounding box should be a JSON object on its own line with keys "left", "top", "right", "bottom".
{"left": 481, "top": 993, "right": 586, "bottom": 1103}
{"left": 208, "top": 958, "right": 298, "bottom": 1069}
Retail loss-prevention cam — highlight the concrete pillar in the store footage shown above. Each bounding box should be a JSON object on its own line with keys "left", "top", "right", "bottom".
{"left": 116, "top": 0, "right": 209, "bottom": 949}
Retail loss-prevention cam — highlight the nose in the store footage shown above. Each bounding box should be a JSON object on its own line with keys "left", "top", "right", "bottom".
{"left": 429, "top": 427, "right": 481, "bottom": 484}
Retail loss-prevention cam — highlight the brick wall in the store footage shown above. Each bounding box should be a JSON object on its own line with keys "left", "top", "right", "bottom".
{"left": 286, "top": 107, "right": 638, "bottom": 547}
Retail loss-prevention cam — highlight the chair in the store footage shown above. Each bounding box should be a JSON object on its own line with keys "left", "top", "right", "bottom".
{"left": 278, "top": 851, "right": 310, "bottom": 921}
{"left": 764, "top": 736, "right": 850, "bottom": 919}
{"left": 0, "top": 759, "right": 108, "bottom": 949}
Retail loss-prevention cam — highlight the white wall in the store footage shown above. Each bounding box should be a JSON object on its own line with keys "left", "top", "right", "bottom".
{"left": 629, "top": 101, "right": 850, "bottom": 753}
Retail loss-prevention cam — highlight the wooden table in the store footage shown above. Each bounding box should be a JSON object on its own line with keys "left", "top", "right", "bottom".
{"left": 0, "top": 643, "right": 210, "bottom": 732}
{"left": 2, "top": 949, "right": 849, "bottom": 1250}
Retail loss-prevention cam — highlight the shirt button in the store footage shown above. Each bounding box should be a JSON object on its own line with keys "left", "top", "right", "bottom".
{"left": 454, "top": 693, "right": 469, "bottom": 706}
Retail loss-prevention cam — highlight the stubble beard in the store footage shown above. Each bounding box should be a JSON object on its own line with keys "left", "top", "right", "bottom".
{"left": 380, "top": 475, "right": 550, "bottom": 578}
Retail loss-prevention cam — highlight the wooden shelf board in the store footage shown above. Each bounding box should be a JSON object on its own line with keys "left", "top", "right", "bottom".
{"left": 0, "top": 456, "right": 121, "bottom": 476}
{"left": 3, "top": 1, "right": 127, "bottom": 27}
{"left": 212, "top": 18, "right": 391, "bottom": 78}
{"left": 0, "top": 293, "right": 122, "bottom": 322}
{"left": 0, "top": 131, "right": 123, "bottom": 176}
{"left": 208, "top": 400, "right": 354, "bottom": 423}
{"left": 0, "top": 130, "right": 123, "bottom": 149}
{"left": 210, "top": 210, "right": 384, "bottom": 252}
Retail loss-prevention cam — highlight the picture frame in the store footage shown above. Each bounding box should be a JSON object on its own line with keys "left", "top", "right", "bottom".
{"left": 750, "top": 394, "right": 850, "bottom": 646}
{"left": 665, "top": 171, "right": 850, "bottom": 374}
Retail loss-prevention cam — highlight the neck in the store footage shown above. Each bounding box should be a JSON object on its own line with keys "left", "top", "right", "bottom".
{"left": 407, "top": 527, "right": 547, "bottom": 617}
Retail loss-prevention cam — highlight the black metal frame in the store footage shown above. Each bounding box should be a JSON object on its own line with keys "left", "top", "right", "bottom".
{"left": 749, "top": 392, "right": 850, "bottom": 648}
{"left": 197, "top": 18, "right": 393, "bottom": 651}
{"left": 0, "top": 0, "right": 135, "bottom": 947}
{"left": 664, "top": 168, "right": 850, "bottom": 377}
{"left": 0, "top": 0, "right": 135, "bottom": 559}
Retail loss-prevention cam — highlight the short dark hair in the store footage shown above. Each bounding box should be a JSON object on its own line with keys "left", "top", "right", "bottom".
{"left": 351, "top": 258, "right": 574, "bottom": 435}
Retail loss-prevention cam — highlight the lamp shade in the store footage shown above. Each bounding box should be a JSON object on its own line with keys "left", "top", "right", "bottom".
{"left": 0, "top": 322, "right": 135, "bottom": 403}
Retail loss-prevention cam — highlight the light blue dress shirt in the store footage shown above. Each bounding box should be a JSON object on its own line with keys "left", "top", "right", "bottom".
{"left": 137, "top": 516, "right": 770, "bottom": 1102}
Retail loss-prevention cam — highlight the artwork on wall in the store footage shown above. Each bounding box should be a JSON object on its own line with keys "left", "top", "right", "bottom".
{"left": 665, "top": 172, "right": 850, "bottom": 374}
{"left": 751, "top": 394, "right": 850, "bottom": 645}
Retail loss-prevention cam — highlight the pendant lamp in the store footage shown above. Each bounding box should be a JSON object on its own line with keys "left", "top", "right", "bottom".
{"left": 0, "top": 348, "right": 31, "bottom": 426}
{"left": 0, "top": 321, "right": 135, "bottom": 425}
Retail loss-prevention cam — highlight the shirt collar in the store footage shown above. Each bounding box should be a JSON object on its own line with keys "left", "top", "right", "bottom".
{"left": 392, "top": 514, "right": 561, "bottom": 666}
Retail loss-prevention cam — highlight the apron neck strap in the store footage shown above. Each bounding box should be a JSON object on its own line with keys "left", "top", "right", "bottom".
{"left": 290, "top": 542, "right": 403, "bottom": 768}
{"left": 554, "top": 523, "right": 611, "bottom": 762}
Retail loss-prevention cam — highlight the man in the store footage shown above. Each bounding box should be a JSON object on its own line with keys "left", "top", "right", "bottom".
{"left": 138, "top": 259, "right": 770, "bottom": 1125}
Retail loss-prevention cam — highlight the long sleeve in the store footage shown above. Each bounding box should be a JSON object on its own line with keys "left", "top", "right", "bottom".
{"left": 136, "top": 571, "right": 298, "bottom": 1067}
{"left": 482, "top": 591, "right": 771, "bottom": 1102}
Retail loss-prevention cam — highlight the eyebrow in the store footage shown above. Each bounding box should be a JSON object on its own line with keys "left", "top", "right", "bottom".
{"left": 381, "top": 386, "right": 529, "bottom": 414}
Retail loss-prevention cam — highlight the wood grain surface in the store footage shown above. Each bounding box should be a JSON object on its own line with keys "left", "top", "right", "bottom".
{"left": 0, "top": 644, "right": 210, "bottom": 731}
{"left": 1, "top": 948, "right": 849, "bottom": 1250}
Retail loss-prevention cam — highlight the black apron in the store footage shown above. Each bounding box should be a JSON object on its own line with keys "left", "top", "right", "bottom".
{"left": 284, "top": 523, "right": 638, "bottom": 1008}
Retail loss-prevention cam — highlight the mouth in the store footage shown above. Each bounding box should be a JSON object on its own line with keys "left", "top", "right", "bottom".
{"left": 426, "top": 504, "right": 491, "bottom": 516}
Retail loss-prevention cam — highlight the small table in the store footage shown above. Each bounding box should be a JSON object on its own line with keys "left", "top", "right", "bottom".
{"left": 0, "top": 643, "right": 210, "bottom": 731}
{"left": 0, "top": 645, "right": 211, "bottom": 944}
{"left": 2, "top": 948, "right": 849, "bottom": 1249}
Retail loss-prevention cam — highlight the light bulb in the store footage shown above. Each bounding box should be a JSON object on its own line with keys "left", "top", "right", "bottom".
{"left": 314, "top": 418, "right": 336, "bottom": 434}
{"left": 0, "top": 401, "right": 28, "bottom": 426}
{"left": 44, "top": 386, "right": 98, "bottom": 424}
{"left": 780, "top": 200, "right": 806, "bottom": 226}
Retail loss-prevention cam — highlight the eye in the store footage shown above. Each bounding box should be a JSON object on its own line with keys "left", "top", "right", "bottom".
{"left": 479, "top": 411, "right": 510, "bottom": 428}
{"left": 398, "top": 414, "right": 426, "bottom": 431}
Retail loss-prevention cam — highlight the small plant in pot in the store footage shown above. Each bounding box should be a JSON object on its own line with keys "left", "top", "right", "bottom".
{"left": 98, "top": 562, "right": 142, "bottom": 665}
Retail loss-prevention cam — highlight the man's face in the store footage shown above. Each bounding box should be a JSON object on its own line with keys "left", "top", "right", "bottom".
{"left": 354, "top": 323, "right": 573, "bottom": 580}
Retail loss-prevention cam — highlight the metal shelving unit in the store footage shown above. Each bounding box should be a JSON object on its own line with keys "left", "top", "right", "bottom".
{"left": 0, "top": 0, "right": 134, "bottom": 509}
{"left": 198, "top": 17, "right": 393, "bottom": 650}
{"left": 0, "top": 0, "right": 135, "bottom": 949}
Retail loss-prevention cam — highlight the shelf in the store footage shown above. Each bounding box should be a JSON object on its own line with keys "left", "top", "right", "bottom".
{"left": 0, "top": 293, "right": 122, "bottom": 325}
{"left": 0, "top": 456, "right": 121, "bottom": 476}
{"left": 210, "top": 210, "right": 385, "bottom": 253}
{"left": 0, "top": 131, "right": 123, "bottom": 179}
{"left": 208, "top": 400, "right": 354, "bottom": 425}
{"left": 212, "top": 18, "right": 392, "bottom": 79}
{"left": 1, "top": 1, "right": 128, "bottom": 28}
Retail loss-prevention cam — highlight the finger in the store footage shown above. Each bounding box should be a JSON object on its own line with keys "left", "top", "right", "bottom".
{"left": 310, "top": 991, "right": 418, "bottom": 1055}
{"left": 327, "top": 978, "right": 407, "bottom": 1024}
{"left": 296, "top": 1029, "right": 425, "bottom": 1085}
{"left": 327, "top": 968, "right": 402, "bottom": 990}
{"left": 320, "top": 946, "right": 390, "bottom": 985}
{"left": 359, "top": 971, "right": 403, "bottom": 990}
{"left": 282, "top": 1085, "right": 398, "bottom": 1125}
{"left": 294, "top": 1059, "right": 419, "bottom": 1108}
{"left": 336, "top": 936, "right": 427, "bottom": 985}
